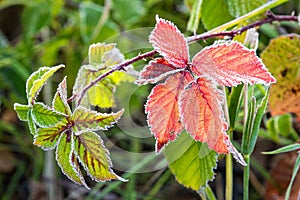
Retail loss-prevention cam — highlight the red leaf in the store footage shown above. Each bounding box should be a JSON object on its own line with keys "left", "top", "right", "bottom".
{"left": 191, "top": 41, "right": 276, "bottom": 86}
{"left": 179, "top": 78, "right": 229, "bottom": 154}
{"left": 149, "top": 15, "right": 189, "bottom": 68}
{"left": 145, "top": 71, "right": 193, "bottom": 153}
{"left": 135, "top": 58, "right": 180, "bottom": 85}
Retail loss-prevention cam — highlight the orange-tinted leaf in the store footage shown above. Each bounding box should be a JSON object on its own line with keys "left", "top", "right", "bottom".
{"left": 191, "top": 41, "right": 276, "bottom": 86}
{"left": 179, "top": 78, "right": 229, "bottom": 154}
{"left": 145, "top": 72, "right": 193, "bottom": 153}
{"left": 261, "top": 34, "right": 300, "bottom": 121}
{"left": 149, "top": 15, "right": 189, "bottom": 68}
{"left": 135, "top": 58, "right": 180, "bottom": 85}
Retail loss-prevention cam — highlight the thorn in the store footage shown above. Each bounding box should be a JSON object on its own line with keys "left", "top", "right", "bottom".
{"left": 266, "top": 10, "right": 275, "bottom": 19}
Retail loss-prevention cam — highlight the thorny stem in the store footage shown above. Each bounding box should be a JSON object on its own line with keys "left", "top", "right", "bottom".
{"left": 187, "top": 11, "right": 298, "bottom": 43}
{"left": 68, "top": 12, "right": 298, "bottom": 105}
{"left": 69, "top": 50, "right": 157, "bottom": 105}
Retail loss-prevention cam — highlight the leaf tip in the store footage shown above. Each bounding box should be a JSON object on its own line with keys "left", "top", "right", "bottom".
{"left": 155, "top": 141, "right": 167, "bottom": 154}
{"left": 116, "top": 175, "right": 128, "bottom": 182}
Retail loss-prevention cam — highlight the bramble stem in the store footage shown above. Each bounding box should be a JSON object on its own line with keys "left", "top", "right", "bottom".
{"left": 187, "top": 11, "right": 298, "bottom": 43}
{"left": 68, "top": 50, "right": 157, "bottom": 104}
{"left": 69, "top": 11, "right": 298, "bottom": 105}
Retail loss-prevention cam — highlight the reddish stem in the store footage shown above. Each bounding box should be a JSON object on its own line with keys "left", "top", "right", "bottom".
{"left": 69, "top": 50, "right": 157, "bottom": 104}
{"left": 187, "top": 11, "right": 298, "bottom": 43}
{"left": 68, "top": 11, "right": 298, "bottom": 104}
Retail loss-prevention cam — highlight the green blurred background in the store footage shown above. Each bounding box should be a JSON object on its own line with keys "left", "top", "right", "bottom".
{"left": 0, "top": 0, "right": 299, "bottom": 199}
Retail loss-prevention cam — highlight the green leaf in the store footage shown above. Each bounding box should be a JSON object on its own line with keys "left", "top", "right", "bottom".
{"left": 243, "top": 90, "right": 269, "bottom": 155}
{"left": 26, "top": 64, "right": 65, "bottom": 104}
{"left": 31, "top": 102, "right": 67, "bottom": 128}
{"left": 201, "top": 0, "right": 234, "bottom": 30}
{"left": 276, "top": 114, "right": 293, "bottom": 137}
{"left": 165, "top": 132, "right": 217, "bottom": 190}
{"left": 108, "top": 70, "right": 135, "bottom": 85}
{"left": 74, "top": 131, "right": 126, "bottom": 182}
{"left": 33, "top": 122, "right": 65, "bottom": 150}
{"left": 73, "top": 65, "right": 134, "bottom": 108}
{"left": 14, "top": 103, "right": 30, "bottom": 121}
{"left": 242, "top": 97, "right": 256, "bottom": 154}
{"left": 56, "top": 132, "right": 88, "bottom": 188}
{"left": 261, "top": 34, "right": 300, "bottom": 121}
{"left": 89, "top": 43, "right": 115, "bottom": 67}
{"left": 27, "top": 111, "right": 37, "bottom": 135}
{"left": 285, "top": 154, "right": 300, "bottom": 200}
{"left": 52, "top": 77, "right": 71, "bottom": 115}
{"left": 226, "top": 0, "right": 267, "bottom": 18}
{"left": 71, "top": 106, "right": 123, "bottom": 135}
{"left": 73, "top": 44, "right": 135, "bottom": 108}
{"left": 262, "top": 144, "right": 300, "bottom": 155}
{"left": 228, "top": 84, "right": 244, "bottom": 128}
{"left": 88, "top": 79, "right": 115, "bottom": 108}
{"left": 187, "top": 0, "right": 203, "bottom": 31}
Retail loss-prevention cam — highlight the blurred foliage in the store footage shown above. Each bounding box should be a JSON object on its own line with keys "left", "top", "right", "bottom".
{"left": 0, "top": 0, "right": 299, "bottom": 199}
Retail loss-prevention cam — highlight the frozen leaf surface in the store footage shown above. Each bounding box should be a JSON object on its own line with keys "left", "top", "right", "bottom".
{"left": 145, "top": 72, "right": 193, "bottom": 152}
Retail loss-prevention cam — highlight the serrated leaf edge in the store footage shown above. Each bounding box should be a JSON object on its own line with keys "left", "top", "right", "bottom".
{"left": 149, "top": 15, "right": 190, "bottom": 68}
{"left": 72, "top": 106, "right": 124, "bottom": 135}
{"left": 27, "top": 64, "right": 65, "bottom": 104}
{"left": 169, "top": 141, "right": 218, "bottom": 190}
{"left": 14, "top": 103, "right": 30, "bottom": 121}
{"left": 31, "top": 102, "right": 68, "bottom": 128}
{"left": 73, "top": 131, "right": 127, "bottom": 182}
{"left": 191, "top": 40, "right": 276, "bottom": 86}
{"left": 135, "top": 63, "right": 183, "bottom": 85}
{"left": 52, "top": 76, "right": 72, "bottom": 115}
{"left": 55, "top": 133, "right": 89, "bottom": 189}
